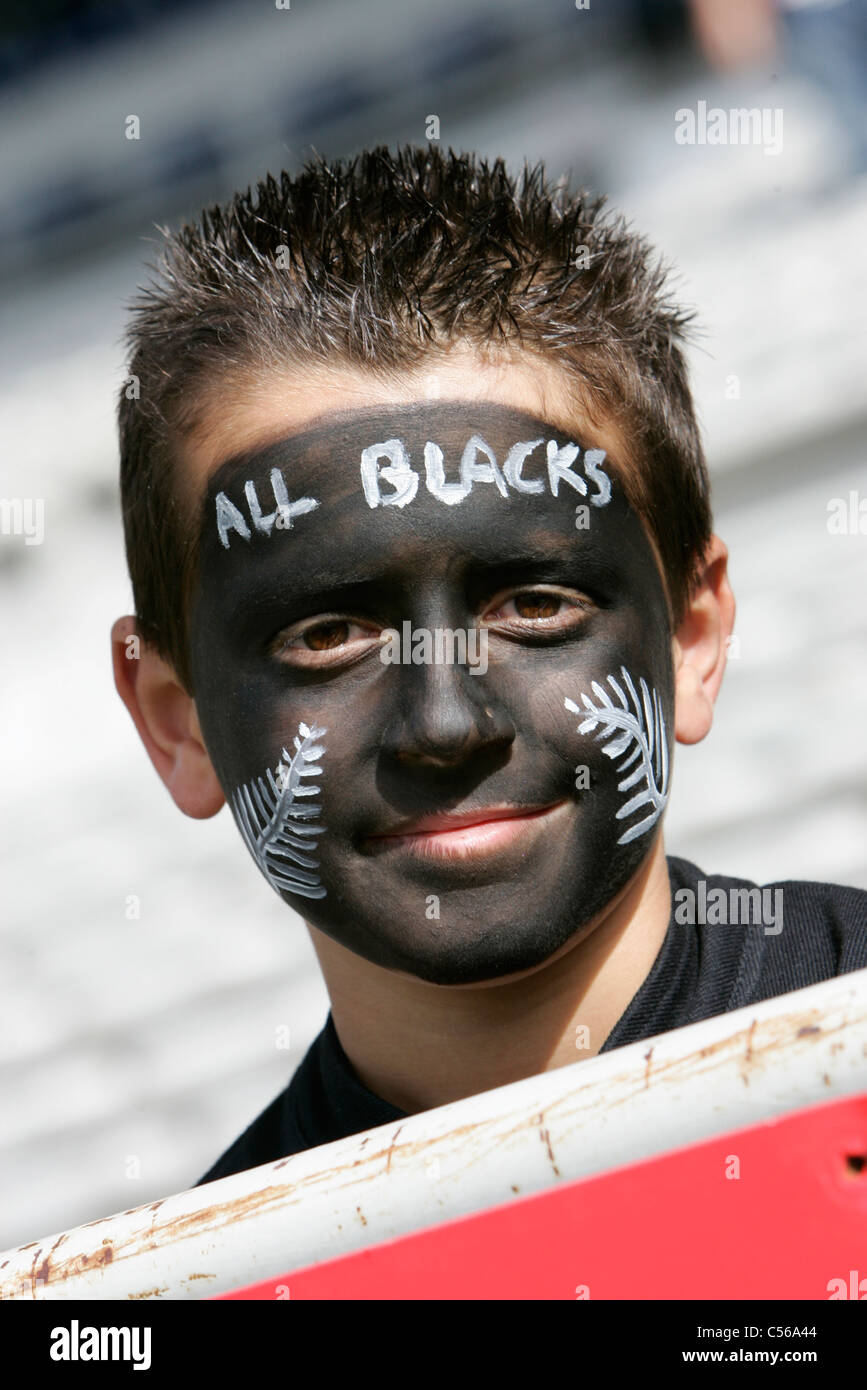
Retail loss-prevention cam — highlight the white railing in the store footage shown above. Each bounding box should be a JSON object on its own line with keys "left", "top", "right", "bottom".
{"left": 2, "top": 966, "right": 866, "bottom": 1300}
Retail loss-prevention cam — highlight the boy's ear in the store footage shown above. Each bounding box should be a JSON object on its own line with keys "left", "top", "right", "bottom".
{"left": 110, "top": 616, "right": 225, "bottom": 818}
{"left": 672, "top": 534, "right": 736, "bottom": 746}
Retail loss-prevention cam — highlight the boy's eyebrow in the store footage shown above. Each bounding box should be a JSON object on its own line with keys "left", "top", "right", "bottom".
{"left": 224, "top": 571, "right": 394, "bottom": 623}
{"left": 219, "top": 535, "right": 622, "bottom": 629}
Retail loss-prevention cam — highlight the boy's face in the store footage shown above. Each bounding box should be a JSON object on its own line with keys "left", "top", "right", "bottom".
{"left": 184, "top": 379, "right": 675, "bottom": 987}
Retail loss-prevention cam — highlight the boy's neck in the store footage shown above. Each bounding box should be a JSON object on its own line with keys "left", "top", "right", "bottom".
{"left": 304, "top": 839, "right": 672, "bottom": 1116}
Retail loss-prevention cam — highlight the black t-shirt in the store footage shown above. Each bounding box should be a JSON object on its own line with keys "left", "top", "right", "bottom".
{"left": 194, "top": 854, "right": 867, "bottom": 1186}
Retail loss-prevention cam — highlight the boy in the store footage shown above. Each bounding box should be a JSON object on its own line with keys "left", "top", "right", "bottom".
{"left": 110, "top": 145, "right": 867, "bottom": 1187}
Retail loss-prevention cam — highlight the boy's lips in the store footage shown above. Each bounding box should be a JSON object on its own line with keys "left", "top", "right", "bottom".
{"left": 362, "top": 801, "right": 569, "bottom": 859}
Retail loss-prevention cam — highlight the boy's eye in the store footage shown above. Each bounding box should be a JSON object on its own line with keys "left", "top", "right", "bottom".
{"left": 483, "top": 586, "right": 594, "bottom": 633}
{"left": 269, "top": 585, "right": 593, "bottom": 667}
{"left": 513, "top": 593, "right": 560, "bottom": 619}
{"left": 304, "top": 620, "right": 351, "bottom": 650}
{"left": 270, "top": 616, "right": 381, "bottom": 667}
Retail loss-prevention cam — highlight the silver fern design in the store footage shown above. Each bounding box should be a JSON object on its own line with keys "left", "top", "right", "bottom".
{"left": 564, "top": 667, "right": 670, "bottom": 845}
{"left": 231, "top": 722, "right": 328, "bottom": 900}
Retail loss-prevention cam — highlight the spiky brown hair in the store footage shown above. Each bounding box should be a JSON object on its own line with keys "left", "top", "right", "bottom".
{"left": 118, "top": 143, "right": 712, "bottom": 694}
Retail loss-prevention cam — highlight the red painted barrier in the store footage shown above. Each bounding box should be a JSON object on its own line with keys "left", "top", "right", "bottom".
{"left": 215, "top": 1091, "right": 867, "bottom": 1300}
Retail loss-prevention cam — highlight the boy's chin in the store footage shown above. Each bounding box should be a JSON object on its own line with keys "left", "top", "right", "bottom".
{"left": 285, "top": 857, "right": 644, "bottom": 986}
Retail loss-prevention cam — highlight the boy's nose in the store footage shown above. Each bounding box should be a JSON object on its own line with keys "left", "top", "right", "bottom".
{"left": 381, "top": 659, "right": 515, "bottom": 769}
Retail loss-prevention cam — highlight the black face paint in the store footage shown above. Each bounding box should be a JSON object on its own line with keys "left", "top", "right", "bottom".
{"left": 187, "top": 401, "right": 675, "bottom": 985}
